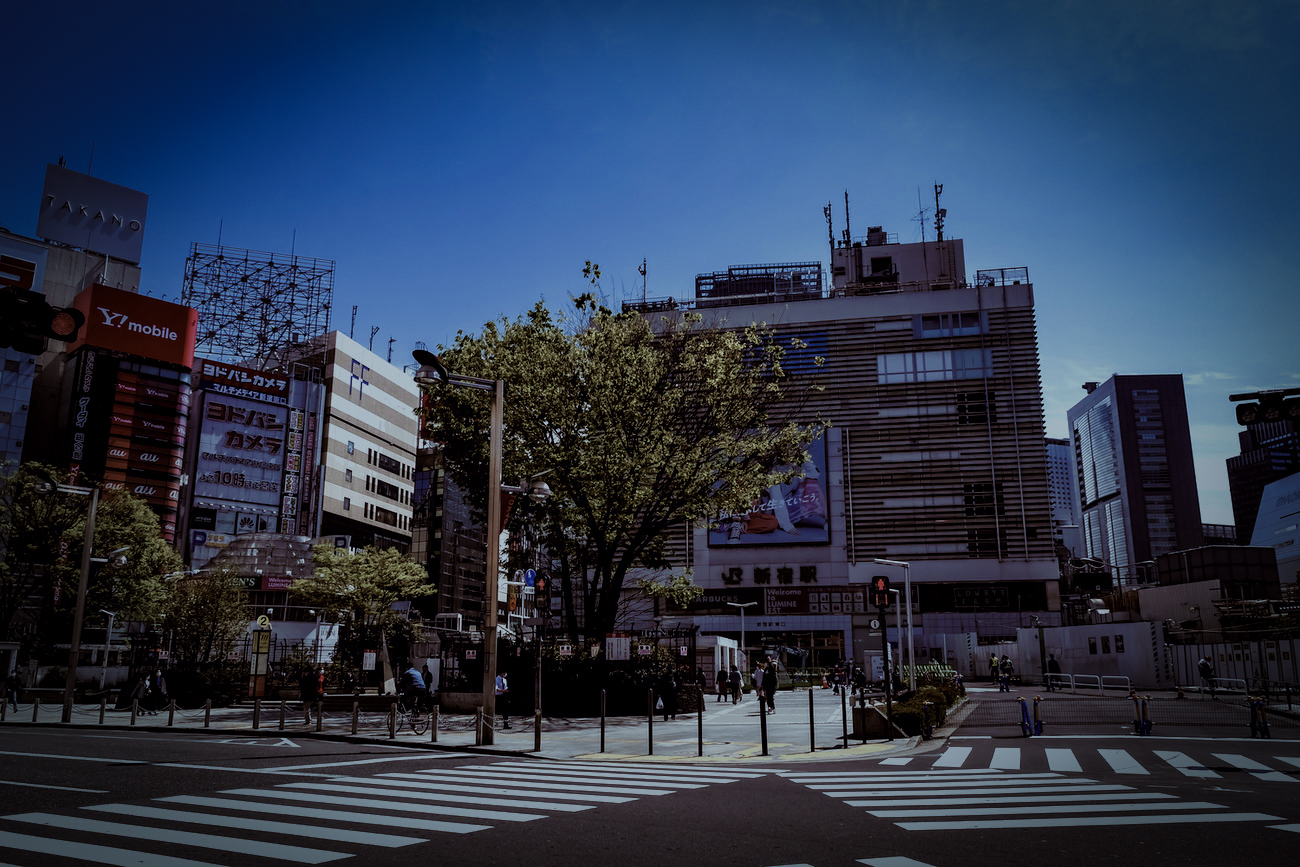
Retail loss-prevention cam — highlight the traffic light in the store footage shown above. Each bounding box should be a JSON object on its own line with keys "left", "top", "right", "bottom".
{"left": 871, "top": 575, "right": 891, "bottom": 608}
{"left": 0, "top": 288, "right": 85, "bottom": 353}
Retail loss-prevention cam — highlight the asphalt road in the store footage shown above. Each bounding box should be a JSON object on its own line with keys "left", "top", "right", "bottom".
{"left": 1, "top": 721, "right": 1297, "bottom": 866}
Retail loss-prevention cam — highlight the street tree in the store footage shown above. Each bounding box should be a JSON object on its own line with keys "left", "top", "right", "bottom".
{"left": 165, "top": 567, "right": 249, "bottom": 667}
{"left": 291, "top": 545, "right": 436, "bottom": 680}
{"left": 420, "top": 291, "right": 826, "bottom": 643}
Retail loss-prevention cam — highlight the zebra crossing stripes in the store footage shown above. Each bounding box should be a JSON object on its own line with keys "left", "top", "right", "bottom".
{"left": 781, "top": 768, "right": 1284, "bottom": 830}
{"left": 0, "top": 759, "right": 762, "bottom": 866}
{"left": 1099, "top": 748, "right": 1148, "bottom": 774}
{"left": 926, "top": 745, "right": 1300, "bottom": 779}
{"left": 1212, "top": 754, "right": 1297, "bottom": 782}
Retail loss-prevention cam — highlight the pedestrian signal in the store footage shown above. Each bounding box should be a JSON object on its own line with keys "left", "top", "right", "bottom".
{"left": 871, "top": 575, "right": 891, "bottom": 608}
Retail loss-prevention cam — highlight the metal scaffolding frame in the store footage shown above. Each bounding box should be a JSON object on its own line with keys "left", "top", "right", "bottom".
{"left": 182, "top": 243, "right": 333, "bottom": 369}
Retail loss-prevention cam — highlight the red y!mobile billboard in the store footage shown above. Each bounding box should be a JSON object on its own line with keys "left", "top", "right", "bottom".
{"left": 69, "top": 284, "right": 198, "bottom": 369}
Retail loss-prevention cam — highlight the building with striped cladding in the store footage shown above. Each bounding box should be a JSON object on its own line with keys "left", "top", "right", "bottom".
{"left": 627, "top": 224, "right": 1057, "bottom": 670}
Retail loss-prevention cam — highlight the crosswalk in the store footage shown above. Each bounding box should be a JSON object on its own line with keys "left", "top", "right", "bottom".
{"left": 872, "top": 744, "right": 1300, "bottom": 781}
{"left": 781, "top": 767, "right": 1286, "bottom": 830}
{"left": 0, "top": 760, "right": 768, "bottom": 865}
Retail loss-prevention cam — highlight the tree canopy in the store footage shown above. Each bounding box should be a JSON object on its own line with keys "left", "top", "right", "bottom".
{"left": 420, "top": 291, "right": 826, "bottom": 641}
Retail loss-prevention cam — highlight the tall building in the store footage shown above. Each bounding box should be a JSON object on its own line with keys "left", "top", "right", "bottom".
{"left": 1066, "top": 375, "right": 1203, "bottom": 584}
{"left": 629, "top": 214, "right": 1057, "bottom": 668}
{"left": 1046, "top": 436, "right": 1081, "bottom": 558}
{"left": 1227, "top": 416, "right": 1300, "bottom": 544}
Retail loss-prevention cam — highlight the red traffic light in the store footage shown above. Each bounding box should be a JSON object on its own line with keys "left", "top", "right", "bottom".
{"left": 871, "top": 575, "right": 891, "bottom": 608}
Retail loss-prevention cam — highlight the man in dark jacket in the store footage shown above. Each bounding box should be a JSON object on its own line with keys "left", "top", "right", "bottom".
{"left": 761, "top": 662, "right": 777, "bottom": 713}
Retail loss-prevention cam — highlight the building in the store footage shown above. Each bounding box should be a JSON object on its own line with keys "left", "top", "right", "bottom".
{"left": 629, "top": 214, "right": 1057, "bottom": 671}
{"left": 411, "top": 446, "right": 488, "bottom": 628}
{"left": 280, "top": 331, "right": 420, "bottom": 552}
{"left": 1046, "top": 436, "right": 1082, "bottom": 558}
{"left": 1227, "top": 416, "right": 1300, "bottom": 545}
{"left": 1249, "top": 471, "right": 1300, "bottom": 587}
{"left": 1066, "top": 375, "right": 1204, "bottom": 586}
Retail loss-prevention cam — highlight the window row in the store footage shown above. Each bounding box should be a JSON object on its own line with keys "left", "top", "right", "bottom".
{"left": 877, "top": 348, "right": 994, "bottom": 384}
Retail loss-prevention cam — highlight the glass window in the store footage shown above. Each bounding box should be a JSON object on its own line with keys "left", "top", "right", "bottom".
{"left": 343, "top": 497, "right": 351, "bottom": 510}
{"left": 346, "top": 441, "right": 355, "bottom": 455}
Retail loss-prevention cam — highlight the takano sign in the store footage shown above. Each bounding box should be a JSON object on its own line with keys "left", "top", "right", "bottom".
{"left": 69, "top": 284, "right": 198, "bottom": 369}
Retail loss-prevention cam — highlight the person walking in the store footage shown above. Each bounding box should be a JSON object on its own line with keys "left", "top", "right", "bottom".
{"left": 299, "top": 668, "right": 317, "bottom": 724}
{"left": 3, "top": 670, "right": 21, "bottom": 711}
{"left": 716, "top": 665, "right": 729, "bottom": 702}
{"left": 130, "top": 674, "right": 150, "bottom": 713}
{"left": 495, "top": 671, "right": 510, "bottom": 728}
{"left": 761, "top": 661, "right": 777, "bottom": 713}
{"left": 1046, "top": 653, "right": 1061, "bottom": 691}
{"left": 148, "top": 669, "right": 168, "bottom": 715}
{"left": 729, "top": 665, "right": 742, "bottom": 704}
{"left": 989, "top": 653, "right": 999, "bottom": 682}
{"left": 1198, "top": 656, "right": 1216, "bottom": 699}
{"left": 998, "top": 655, "right": 1014, "bottom": 692}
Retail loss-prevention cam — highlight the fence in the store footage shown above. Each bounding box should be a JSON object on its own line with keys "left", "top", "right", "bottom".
{"left": 960, "top": 694, "right": 1299, "bottom": 729}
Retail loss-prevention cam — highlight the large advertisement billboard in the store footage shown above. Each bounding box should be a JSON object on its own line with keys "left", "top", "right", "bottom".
{"left": 708, "top": 436, "right": 830, "bottom": 547}
{"left": 69, "top": 284, "right": 198, "bottom": 369}
{"left": 194, "top": 393, "right": 287, "bottom": 508}
{"left": 0, "top": 235, "right": 48, "bottom": 292}
{"left": 36, "top": 164, "right": 148, "bottom": 264}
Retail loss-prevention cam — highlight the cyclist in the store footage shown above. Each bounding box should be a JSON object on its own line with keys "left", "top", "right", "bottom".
{"left": 400, "top": 665, "right": 427, "bottom": 713}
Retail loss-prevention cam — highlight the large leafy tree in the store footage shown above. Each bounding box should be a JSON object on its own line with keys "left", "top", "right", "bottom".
{"left": 291, "top": 545, "right": 436, "bottom": 676}
{"left": 0, "top": 464, "right": 179, "bottom": 651}
{"left": 421, "top": 291, "right": 826, "bottom": 642}
{"left": 165, "top": 567, "right": 249, "bottom": 667}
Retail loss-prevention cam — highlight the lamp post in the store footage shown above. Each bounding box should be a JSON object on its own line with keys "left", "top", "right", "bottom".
{"left": 39, "top": 478, "right": 100, "bottom": 723}
{"left": 873, "top": 558, "right": 914, "bottom": 691}
{"left": 414, "top": 348, "right": 551, "bottom": 745}
{"left": 725, "top": 601, "right": 757, "bottom": 667}
{"left": 99, "top": 609, "right": 117, "bottom": 691}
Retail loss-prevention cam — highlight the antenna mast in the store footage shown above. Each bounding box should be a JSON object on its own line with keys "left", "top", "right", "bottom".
{"left": 824, "top": 202, "right": 834, "bottom": 261}
{"left": 351, "top": 305, "right": 357, "bottom": 339}
{"left": 638, "top": 258, "right": 647, "bottom": 303}
{"left": 843, "top": 190, "right": 852, "bottom": 245}
{"left": 914, "top": 187, "right": 930, "bottom": 283}
{"left": 370, "top": 325, "right": 380, "bottom": 351}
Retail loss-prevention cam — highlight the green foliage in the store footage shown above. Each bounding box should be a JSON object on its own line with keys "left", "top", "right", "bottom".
{"left": 292, "top": 545, "right": 435, "bottom": 670}
{"left": 165, "top": 567, "right": 249, "bottom": 666}
{"left": 890, "top": 682, "right": 962, "bottom": 735}
{"left": 421, "top": 290, "right": 827, "bottom": 641}
{"left": 80, "top": 490, "right": 181, "bottom": 624}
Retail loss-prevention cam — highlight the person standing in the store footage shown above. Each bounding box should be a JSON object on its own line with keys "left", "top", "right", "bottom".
{"left": 729, "top": 665, "right": 742, "bottom": 704}
{"left": 657, "top": 668, "right": 678, "bottom": 721}
{"left": 1046, "top": 653, "right": 1061, "bottom": 691}
{"left": 716, "top": 665, "right": 729, "bottom": 703}
{"left": 1198, "top": 656, "right": 1216, "bottom": 699}
{"left": 989, "top": 653, "right": 1000, "bottom": 682}
{"left": 299, "top": 669, "right": 316, "bottom": 724}
{"left": 762, "top": 661, "right": 777, "bottom": 713}
{"left": 147, "top": 669, "right": 168, "bottom": 715}
{"left": 3, "top": 670, "right": 21, "bottom": 711}
{"left": 495, "top": 671, "right": 510, "bottom": 728}
{"left": 999, "top": 655, "right": 1014, "bottom": 692}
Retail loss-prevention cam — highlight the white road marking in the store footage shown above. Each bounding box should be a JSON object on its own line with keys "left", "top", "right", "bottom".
{"left": 1212, "top": 754, "right": 1296, "bottom": 782}
{"left": 1155, "top": 751, "right": 1220, "bottom": 778}
{"left": 163, "top": 794, "right": 493, "bottom": 833}
{"left": 895, "top": 812, "right": 1281, "bottom": 830}
{"left": 371, "top": 774, "right": 635, "bottom": 803}
{"left": 990, "top": 748, "right": 1020, "bottom": 769}
{"left": 867, "top": 801, "right": 1227, "bottom": 818}
{"left": 0, "top": 779, "right": 108, "bottom": 793}
{"left": 84, "top": 803, "right": 424, "bottom": 847}
{"left": 402, "top": 770, "right": 674, "bottom": 796}
{"left": 1045, "top": 748, "right": 1082, "bottom": 772}
{"left": 316, "top": 777, "right": 593, "bottom": 810}
{"left": 0, "top": 829, "right": 220, "bottom": 866}
{"left": 1099, "top": 749, "right": 1149, "bottom": 775}
{"left": 254, "top": 783, "right": 549, "bottom": 820}
{"left": 932, "top": 747, "right": 971, "bottom": 767}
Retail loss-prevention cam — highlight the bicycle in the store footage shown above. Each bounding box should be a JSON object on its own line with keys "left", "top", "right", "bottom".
{"left": 395, "top": 696, "right": 429, "bottom": 736}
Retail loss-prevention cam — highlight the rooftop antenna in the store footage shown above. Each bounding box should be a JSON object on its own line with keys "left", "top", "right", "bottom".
{"left": 914, "top": 187, "right": 930, "bottom": 283}
{"left": 350, "top": 305, "right": 357, "bottom": 339}
{"left": 369, "top": 325, "right": 380, "bottom": 351}
{"left": 388, "top": 336, "right": 396, "bottom": 363}
{"left": 217, "top": 219, "right": 223, "bottom": 249}
{"left": 934, "top": 182, "right": 948, "bottom": 279}
{"left": 824, "top": 201, "right": 834, "bottom": 259}
{"left": 638, "top": 258, "right": 647, "bottom": 303}
{"left": 843, "top": 190, "right": 852, "bottom": 245}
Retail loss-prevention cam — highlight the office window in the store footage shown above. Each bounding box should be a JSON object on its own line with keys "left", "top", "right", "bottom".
{"left": 345, "top": 469, "right": 352, "bottom": 483}
{"left": 347, "top": 441, "right": 355, "bottom": 455}
{"left": 343, "top": 497, "right": 351, "bottom": 510}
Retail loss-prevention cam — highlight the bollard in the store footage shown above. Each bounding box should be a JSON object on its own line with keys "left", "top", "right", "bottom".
{"left": 647, "top": 689, "right": 655, "bottom": 756}
{"left": 534, "top": 709, "right": 542, "bottom": 752}
{"left": 1019, "top": 697, "right": 1033, "bottom": 737}
{"left": 698, "top": 699, "right": 704, "bottom": 757}
{"left": 759, "top": 694, "right": 769, "bottom": 756}
{"left": 809, "top": 689, "right": 816, "bottom": 753}
{"left": 100, "top": 696, "right": 107, "bottom": 725}
{"left": 130, "top": 699, "right": 137, "bottom": 726}
{"left": 921, "top": 701, "right": 934, "bottom": 740}
{"left": 33, "top": 697, "right": 41, "bottom": 723}
{"left": 430, "top": 705, "right": 438, "bottom": 743}
{"left": 840, "top": 687, "right": 848, "bottom": 746}
{"left": 1, "top": 697, "right": 6, "bottom": 722}
{"left": 279, "top": 701, "right": 286, "bottom": 730}
{"left": 352, "top": 701, "right": 359, "bottom": 735}
{"left": 599, "top": 690, "right": 606, "bottom": 753}
{"left": 475, "top": 706, "right": 484, "bottom": 744}
{"left": 1032, "top": 696, "right": 1043, "bottom": 736}
{"left": 315, "top": 700, "right": 322, "bottom": 733}
{"left": 253, "top": 698, "right": 261, "bottom": 730}
{"left": 167, "top": 700, "right": 175, "bottom": 727}
{"left": 204, "top": 699, "right": 211, "bottom": 728}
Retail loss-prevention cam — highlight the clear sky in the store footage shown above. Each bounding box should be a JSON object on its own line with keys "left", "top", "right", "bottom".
{"left": 3, "top": 1, "right": 1297, "bottom": 526}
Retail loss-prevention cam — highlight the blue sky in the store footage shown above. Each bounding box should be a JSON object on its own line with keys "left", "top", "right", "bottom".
{"left": 4, "top": 1, "right": 1297, "bottom": 526}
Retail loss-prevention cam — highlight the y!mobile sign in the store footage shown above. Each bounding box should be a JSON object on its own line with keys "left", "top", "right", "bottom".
{"left": 70, "top": 284, "right": 198, "bottom": 369}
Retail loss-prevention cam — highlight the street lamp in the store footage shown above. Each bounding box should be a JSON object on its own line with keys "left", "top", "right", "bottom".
{"left": 873, "top": 558, "right": 914, "bottom": 691}
{"left": 99, "top": 609, "right": 118, "bottom": 691}
{"left": 414, "top": 348, "right": 553, "bottom": 745}
{"left": 33, "top": 473, "right": 100, "bottom": 723}
{"left": 725, "top": 601, "right": 757, "bottom": 666}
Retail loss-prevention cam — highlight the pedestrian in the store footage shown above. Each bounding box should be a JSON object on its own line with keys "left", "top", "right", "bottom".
{"left": 657, "top": 668, "right": 678, "bottom": 721}
{"left": 989, "top": 653, "right": 999, "bottom": 681}
{"left": 752, "top": 660, "right": 765, "bottom": 708}
{"left": 1198, "top": 656, "right": 1216, "bottom": 699}
{"left": 4, "top": 670, "right": 22, "bottom": 711}
{"left": 998, "top": 655, "right": 1013, "bottom": 692}
{"left": 148, "top": 668, "right": 168, "bottom": 715}
{"left": 1046, "top": 653, "right": 1061, "bottom": 692}
{"left": 716, "top": 665, "right": 729, "bottom": 702}
{"left": 695, "top": 665, "right": 707, "bottom": 698}
{"left": 421, "top": 663, "right": 433, "bottom": 698}
{"left": 130, "top": 674, "right": 149, "bottom": 712}
{"left": 762, "top": 661, "right": 777, "bottom": 713}
{"left": 495, "top": 671, "right": 510, "bottom": 728}
{"left": 729, "top": 664, "right": 742, "bottom": 703}
{"left": 299, "top": 668, "right": 316, "bottom": 724}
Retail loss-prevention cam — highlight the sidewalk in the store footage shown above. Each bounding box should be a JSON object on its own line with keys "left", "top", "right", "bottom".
{"left": 0, "top": 687, "right": 921, "bottom": 764}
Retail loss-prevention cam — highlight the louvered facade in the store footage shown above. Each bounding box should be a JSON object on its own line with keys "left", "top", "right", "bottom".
{"left": 631, "top": 234, "right": 1058, "bottom": 669}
